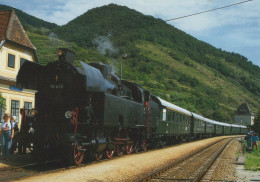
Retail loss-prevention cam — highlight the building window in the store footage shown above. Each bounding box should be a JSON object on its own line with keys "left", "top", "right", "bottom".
{"left": 24, "top": 102, "right": 32, "bottom": 110}
{"left": 0, "top": 99, "right": 6, "bottom": 122}
{"left": 20, "top": 58, "right": 29, "bottom": 68}
{"left": 8, "top": 53, "right": 15, "bottom": 68}
{"left": 11, "top": 100, "right": 20, "bottom": 121}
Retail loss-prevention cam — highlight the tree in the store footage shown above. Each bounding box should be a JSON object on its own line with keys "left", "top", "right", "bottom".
{"left": 0, "top": 93, "right": 5, "bottom": 117}
{"left": 0, "top": 93, "right": 4, "bottom": 106}
{"left": 252, "top": 110, "right": 260, "bottom": 135}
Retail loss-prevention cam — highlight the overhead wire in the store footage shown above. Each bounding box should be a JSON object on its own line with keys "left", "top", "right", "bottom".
{"left": 165, "top": 0, "right": 253, "bottom": 22}
{"left": 51, "top": 0, "right": 253, "bottom": 44}
{"left": 122, "top": 0, "right": 253, "bottom": 30}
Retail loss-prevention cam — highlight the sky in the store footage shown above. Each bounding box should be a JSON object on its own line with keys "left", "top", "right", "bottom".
{"left": 0, "top": 0, "right": 259, "bottom": 66}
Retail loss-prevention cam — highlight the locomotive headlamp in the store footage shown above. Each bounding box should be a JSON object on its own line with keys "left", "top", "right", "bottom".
{"left": 65, "top": 111, "right": 73, "bottom": 119}
{"left": 56, "top": 49, "right": 63, "bottom": 56}
{"left": 29, "top": 109, "right": 37, "bottom": 117}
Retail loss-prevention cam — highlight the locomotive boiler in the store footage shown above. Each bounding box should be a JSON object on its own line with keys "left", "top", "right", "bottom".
{"left": 17, "top": 48, "right": 158, "bottom": 165}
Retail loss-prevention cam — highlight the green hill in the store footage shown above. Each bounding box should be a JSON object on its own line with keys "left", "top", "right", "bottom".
{"left": 53, "top": 4, "right": 260, "bottom": 122}
{"left": 1, "top": 3, "right": 260, "bottom": 122}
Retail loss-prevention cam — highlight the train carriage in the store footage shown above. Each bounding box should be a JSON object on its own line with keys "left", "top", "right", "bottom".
{"left": 231, "top": 124, "right": 241, "bottom": 135}
{"left": 152, "top": 97, "right": 192, "bottom": 144}
{"left": 221, "top": 123, "right": 231, "bottom": 135}
{"left": 240, "top": 125, "right": 248, "bottom": 134}
{"left": 204, "top": 118, "right": 215, "bottom": 136}
{"left": 213, "top": 120, "right": 225, "bottom": 135}
{"left": 191, "top": 113, "right": 206, "bottom": 138}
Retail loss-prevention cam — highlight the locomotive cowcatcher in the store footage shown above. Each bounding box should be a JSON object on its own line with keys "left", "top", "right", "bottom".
{"left": 17, "top": 48, "right": 159, "bottom": 165}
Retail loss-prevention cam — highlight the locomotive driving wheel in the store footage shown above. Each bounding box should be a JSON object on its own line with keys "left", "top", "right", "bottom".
{"left": 95, "top": 151, "right": 103, "bottom": 161}
{"left": 125, "top": 142, "right": 133, "bottom": 155}
{"left": 73, "top": 142, "right": 85, "bottom": 166}
{"left": 116, "top": 144, "right": 125, "bottom": 156}
{"left": 105, "top": 148, "right": 115, "bottom": 159}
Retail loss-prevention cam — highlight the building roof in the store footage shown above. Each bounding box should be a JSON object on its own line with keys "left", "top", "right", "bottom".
{"left": 235, "top": 103, "right": 254, "bottom": 116}
{"left": 0, "top": 10, "right": 35, "bottom": 50}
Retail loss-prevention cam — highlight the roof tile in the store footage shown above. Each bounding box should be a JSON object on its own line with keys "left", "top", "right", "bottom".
{"left": 0, "top": 10, "right": 35, "bottom": 50}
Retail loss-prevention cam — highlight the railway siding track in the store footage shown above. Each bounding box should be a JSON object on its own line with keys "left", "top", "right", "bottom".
{"left": 137, "top": 137, "right": 234, "bottom": 182}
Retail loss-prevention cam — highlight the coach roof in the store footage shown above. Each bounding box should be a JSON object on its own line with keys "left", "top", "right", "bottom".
{"left": 157, "top": 97, "right": 192, "bottom": 116}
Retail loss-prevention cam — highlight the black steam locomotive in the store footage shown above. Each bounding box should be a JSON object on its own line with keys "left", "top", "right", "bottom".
{"left": 17, "top": 48, "right": 247, "bottom": 165}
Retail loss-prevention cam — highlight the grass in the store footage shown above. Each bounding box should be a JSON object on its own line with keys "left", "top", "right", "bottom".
{"left": 245, "top": 141, "right": 260, "bottom": 171}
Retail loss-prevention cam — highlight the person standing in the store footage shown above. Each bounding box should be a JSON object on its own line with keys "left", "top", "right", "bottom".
{"left": 10, "top": 116, "right": 19, "bottom": 154}
{"left": 0, "top": 113, "right": 14, "bottom": 160}
{"left": 246, "top": 128, "right": 253, "bottom": 151}
{"left": 252, "top": 133, "right": 259, "bottom": 150}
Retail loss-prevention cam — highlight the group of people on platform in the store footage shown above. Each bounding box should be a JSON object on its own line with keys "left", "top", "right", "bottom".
{"left": 0, "top": 113, "right": 20, "bottom": 161}
{"left": 246, "top": 128, "right": 259, "bottom": 152}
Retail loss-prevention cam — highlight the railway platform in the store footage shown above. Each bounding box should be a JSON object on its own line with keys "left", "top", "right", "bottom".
{"left": 0, "top": 136, "right": 240, "bottom": 182}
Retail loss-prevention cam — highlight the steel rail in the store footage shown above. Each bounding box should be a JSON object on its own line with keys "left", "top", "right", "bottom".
{"left": 191, "top": 138, "right": 233, "bottom": 182}
{"left": 135, "top": 137, "right": 234, "bottom": 182}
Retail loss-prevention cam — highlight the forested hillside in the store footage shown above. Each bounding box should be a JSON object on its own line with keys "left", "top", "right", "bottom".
{"left": 1, "top": 4, "right": 259, "bottom": 122}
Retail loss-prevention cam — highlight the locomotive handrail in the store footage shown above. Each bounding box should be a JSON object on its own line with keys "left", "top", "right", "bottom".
{"left": 73, "top": 107, "right": 79, "bottom": 134}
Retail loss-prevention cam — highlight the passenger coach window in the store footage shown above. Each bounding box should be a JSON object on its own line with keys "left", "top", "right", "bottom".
{"left": 162, "top": 109, "right": 166, "bottom": 121}
{"left": 166, "top": 109, "right": 171, "bottom": 121}
{"left": 172, "top": 112, "right": 176, "bottom": 122}
{"left": 8, "top": 53, "right": 15, "bottom": 68}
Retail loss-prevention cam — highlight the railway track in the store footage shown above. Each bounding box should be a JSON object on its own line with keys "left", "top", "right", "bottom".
{"left": 136, "top": 137, "right": 234, "bottom": 182}
{"left": 0, "top": 137, "right": 197, "bottom": 182}
{"left": 0, "top": 137, "right": 236, "bottom": 181}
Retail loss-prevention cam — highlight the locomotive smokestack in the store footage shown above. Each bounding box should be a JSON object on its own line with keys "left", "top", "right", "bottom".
{"left": 56, "top": 48, "right": 75, "bottom": 65}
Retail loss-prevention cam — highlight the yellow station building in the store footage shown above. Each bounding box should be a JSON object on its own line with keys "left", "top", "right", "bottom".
{"left": 0, "top": 10, "right": 38, "bottom": 128}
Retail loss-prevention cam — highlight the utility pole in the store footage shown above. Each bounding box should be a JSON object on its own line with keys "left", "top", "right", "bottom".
{"left": 121, "top": 53, "right": 127, "bottom": 80}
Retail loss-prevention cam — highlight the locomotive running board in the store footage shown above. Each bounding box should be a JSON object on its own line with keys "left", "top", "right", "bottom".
{"left": 81, "top": 142, "right": 91, "bottom": 146}
{"left": 113, "top": 138, "right": 132, "bottom": 145}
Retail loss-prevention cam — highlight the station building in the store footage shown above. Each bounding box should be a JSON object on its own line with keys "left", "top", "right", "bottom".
{"left": 0, "top": 10, "right": 37, "bottom": 128}
{"left": 234, "top": 103, "right": 255, "bottom": 126}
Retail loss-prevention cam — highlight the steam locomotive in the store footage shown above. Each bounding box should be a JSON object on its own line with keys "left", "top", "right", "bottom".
{"left": 17, "top": 48, "right": 247, "bottom": 165}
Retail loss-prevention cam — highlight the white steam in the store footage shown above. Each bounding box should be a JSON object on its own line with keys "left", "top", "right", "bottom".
{"left": 48, "top": 32, "right": 59, "bottom": 46}
{"left": 92, "top": 35, "right": 118, "bottom": 55}
{"left": 92, "top": 35, "right": 119, "bottom": 74}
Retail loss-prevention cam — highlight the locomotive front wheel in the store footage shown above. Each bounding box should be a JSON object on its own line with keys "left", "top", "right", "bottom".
{"left": 116, "top": 144, "right": 125, "bottom": 156}
{"left": 105, "top": 148, "right": 115, "bottom": 159}
{"left": 95, "top": 151, "right": 103, "bottom": 161}
{"left": 74, "top": 145, "right": 85, "bottom": 166}
{"left": 125, "top": 143, "right": 133, "bottom": 155}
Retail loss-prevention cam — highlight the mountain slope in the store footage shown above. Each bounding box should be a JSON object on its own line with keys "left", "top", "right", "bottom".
{"left": 52, "top": 4, "right": 260, "bottom": 121}
{"left": 1, "top": 4, "right": 259, "bottom": 122}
